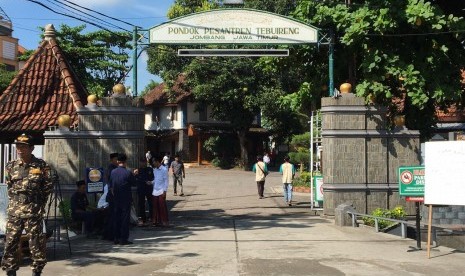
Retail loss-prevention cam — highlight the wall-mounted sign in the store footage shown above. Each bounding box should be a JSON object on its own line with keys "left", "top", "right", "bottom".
{"left": 150, "top": 9, "right": 319, "bottom": 45}
{"left": 399, "top": 166, "right": 425, "bottom": 197}
{"left": 85, "top": 167, "right": 104, "bottom": 193}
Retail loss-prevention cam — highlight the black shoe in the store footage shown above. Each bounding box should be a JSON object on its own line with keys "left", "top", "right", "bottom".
{"left": 120, "top": 240, "right": 133, "bottom": 245}
{"left": 32, "top": 271, "right": 41, "bottom": 276}
{"left": 114, "top": 240, "right": 120, "bottom": 245}
{"left": 6, "top": 270, "right": 16, "bottom": 276}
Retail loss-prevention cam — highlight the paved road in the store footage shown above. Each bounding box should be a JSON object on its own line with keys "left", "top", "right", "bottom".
{"left": 2, "top": 167, "right": 465, "bottom": 275}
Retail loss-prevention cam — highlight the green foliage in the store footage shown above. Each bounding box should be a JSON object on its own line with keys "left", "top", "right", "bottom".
{"left": 140, "top": 80, "right": 160, "bottom": 97}
{"left": 288, "top": 132, "right": 311, "bottom": 172}
{"left": 211, "top": 157, "right": 232, "bottom": 169}
{"left": 362, "top": 206, "right": 407, "bottom": 229}
{"left": 58, "top": 199, "right": 71, "bottom": 223}
{"left": 293, "top": 171, "right": 311, "bottom": 187}
{"left": 289, "top": 151, "right": 308, "bottom": 167}
{"left": 293, "top": 0, "right": 465, "bottom": 140}
{"left": 42, "top": 24, "right": 132, "bottom": 95}
{"left": 204, "top": 135, "right": 239, "bottom": 168}
{"left": 0, "top": 64, "right": 16, "bottom": 92}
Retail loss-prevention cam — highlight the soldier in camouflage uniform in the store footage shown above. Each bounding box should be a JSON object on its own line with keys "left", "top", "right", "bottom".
{"left": 1, "top": 134, "right": 55, "bottom": 276}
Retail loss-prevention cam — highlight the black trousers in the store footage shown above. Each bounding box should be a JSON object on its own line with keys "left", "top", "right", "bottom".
{"left": 256, "top": 181, "right": 265, "bottom": 197}
{"left": 137, "top": 188, "right": 153, "bottom": 223}
{"left": 113, "top": 204, "right": 130, "bottom": 243}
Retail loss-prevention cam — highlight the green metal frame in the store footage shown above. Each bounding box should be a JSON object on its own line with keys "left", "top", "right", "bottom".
{"left": 131, "top": 9, "right": 334, "bottom": 97}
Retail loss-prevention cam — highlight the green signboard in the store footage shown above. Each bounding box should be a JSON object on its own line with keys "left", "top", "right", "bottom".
{"left": 398, "top": 166, "right": 425, "bottom": 197}
{"left": 313, "top": 176, "right": 324, "bottom": 201}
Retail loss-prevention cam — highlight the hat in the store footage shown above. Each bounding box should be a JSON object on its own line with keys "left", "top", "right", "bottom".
{"left": 14, "top": 134, "right": 34, "bottom": 146}
{"left": 117, "top": 153, "right": 127, "bottom": 162}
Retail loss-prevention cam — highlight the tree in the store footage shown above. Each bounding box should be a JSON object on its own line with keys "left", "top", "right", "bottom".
{"left": 292, "top": 0, "right": 465, "bottom": 140}
{"left": 288, "top": 132, "right": 310, "bottom": 174}
{"left": 140, "top": 80, "right": 160, "bottom": 97}
{"left": 0, "top": 64, "right": 16, "bottom": 93}
{"left": 20, "top": 24, "right": 132, "bottom": 98}
{"left": 147, "top": 0, "right": 305, "bottom": 168}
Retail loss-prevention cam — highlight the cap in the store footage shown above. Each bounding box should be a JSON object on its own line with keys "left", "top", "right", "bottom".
{"left": 14, "top": 134, "right": 34, "bottom": 146}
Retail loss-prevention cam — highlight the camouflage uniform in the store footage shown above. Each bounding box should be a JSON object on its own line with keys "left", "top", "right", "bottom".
{"left": 1, "top": 155, "right": 54, "bottom": 274}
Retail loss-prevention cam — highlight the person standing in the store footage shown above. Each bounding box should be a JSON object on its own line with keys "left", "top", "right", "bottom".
{"left": 145, "top": 150, "right": 152, "bottom": 164}
{"left": 151, "top": 157, "right": 169, "bottom": 227}
{"left": 252, "top": 155, "right": 268, "bottom": 199}
{"left": 134, "top": 157, "right": 154, "bottom": 226}
{"left": 102, "top": 152, "right": 118, "bottom": 241}
{"left": 170, "top": 154, "right": 185, "bottom": 196}
{"left": 110, "top": 153, "right": 136, "bottom": 245}
{"left": 279, "top": 156, "right": 296, "bottom": 206}
{"left": 1, "top": 134, "right": 55, "bottom": 276}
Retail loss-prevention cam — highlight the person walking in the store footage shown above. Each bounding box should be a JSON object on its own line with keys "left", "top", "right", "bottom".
{"left": 151, "top": 157, "right": 169, "bottom": 227}
{"left": 170, "top": 154, "right": 185, "bottom": 196}
{"left": 1, "top": 134, "right": 55, "bottom": 276}
{"left": 110, "top": 153, "right": 136, "bottom": 245}
{"left": 279, "top": 156, "right": 296, "bottom": 206}
{"left": 252, "top": 155, "right": 268, "bottom": 199}
{"left": 134, "top": 157, "right": 154, "bottom": 226}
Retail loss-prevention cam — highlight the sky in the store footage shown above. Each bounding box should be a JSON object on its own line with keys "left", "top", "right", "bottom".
{"left": 1, "top": 0, "right": 176, "bottom": 94}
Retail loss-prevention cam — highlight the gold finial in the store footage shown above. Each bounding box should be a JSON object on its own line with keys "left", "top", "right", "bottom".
{"left": 340, "top": 82, "right": 352, "bottom": 94}
{"left": 87, "top": 94, "right": 98, "bottom": 104}
{"left": 113, "top": 83, "right": 126, "bottom": 94}
{"left": 57, "top": 114, "right": 71, "bottom": 128}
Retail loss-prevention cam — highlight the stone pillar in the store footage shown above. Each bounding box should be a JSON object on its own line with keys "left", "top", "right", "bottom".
{"left": 321, "top": 94, "right": 420, "bottom": 215}
{"left": 44, "top": 97, "right": 145, "bottom": 193}
{"left": 178, "top": 129, "right": 190, "bottom": 160}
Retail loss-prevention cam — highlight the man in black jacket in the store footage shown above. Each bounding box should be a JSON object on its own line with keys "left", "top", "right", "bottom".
{"left": 134, "top": 157, "right": 154, "bottom": 226}
{"left": 110, "top": 153, "right": 136, "bottom": 245}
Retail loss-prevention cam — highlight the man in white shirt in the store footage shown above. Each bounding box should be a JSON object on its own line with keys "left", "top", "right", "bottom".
{"left": 162, "top": 153, "right": 170, "bottom": 167}
{"left": 151, "top": 157, "right": 169, "bottom": 227}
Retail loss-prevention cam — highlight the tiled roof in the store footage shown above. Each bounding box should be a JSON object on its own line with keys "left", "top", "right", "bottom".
{"left": 0, "top": 24, "right": 88, "bottom": 133}
{"left": 144, "top": 74, "right": 191, "bottom": 106}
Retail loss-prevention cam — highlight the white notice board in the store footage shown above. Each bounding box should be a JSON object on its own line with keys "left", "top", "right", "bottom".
{"left": 424, "top": 141, "right": 465, "bottom": 205}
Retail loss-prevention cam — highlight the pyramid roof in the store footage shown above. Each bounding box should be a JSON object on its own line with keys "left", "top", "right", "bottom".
{"left": 0, "top": 24, "right": 88, "bottom": 139}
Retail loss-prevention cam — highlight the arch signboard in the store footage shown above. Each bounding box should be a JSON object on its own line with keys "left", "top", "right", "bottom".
{"left": 149, "top": 9, "right": 319, "bottom": 45}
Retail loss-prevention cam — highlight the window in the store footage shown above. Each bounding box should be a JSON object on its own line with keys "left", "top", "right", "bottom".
{"left": 152, "top": 107, "right": 160, "bottom": 126}
{"left": 199, "top": 106, "right": 207, "bottom": 121}
{"left": 171, "top": 106, "right": 177, "bottom": 121}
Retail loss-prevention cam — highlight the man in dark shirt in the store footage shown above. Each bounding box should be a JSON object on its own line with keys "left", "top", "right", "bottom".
{"left": 170, "top": 154, "right": 185, "bottom": 196}
{"left": 134, "top": 157, "right": 154, "bottom": 226}
{"left": 110, "top": 153, "right": 136, "bottom": 245}
{"left": 102, "top": 153, "right": 118, "bottom": 241}
{"left": 70, "top": 180, "right": 95, "bottom": 237}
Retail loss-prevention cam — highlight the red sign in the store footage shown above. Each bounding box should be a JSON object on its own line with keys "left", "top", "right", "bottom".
{"left": 406, "top": 196, "right": 424, "bottom": 202}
